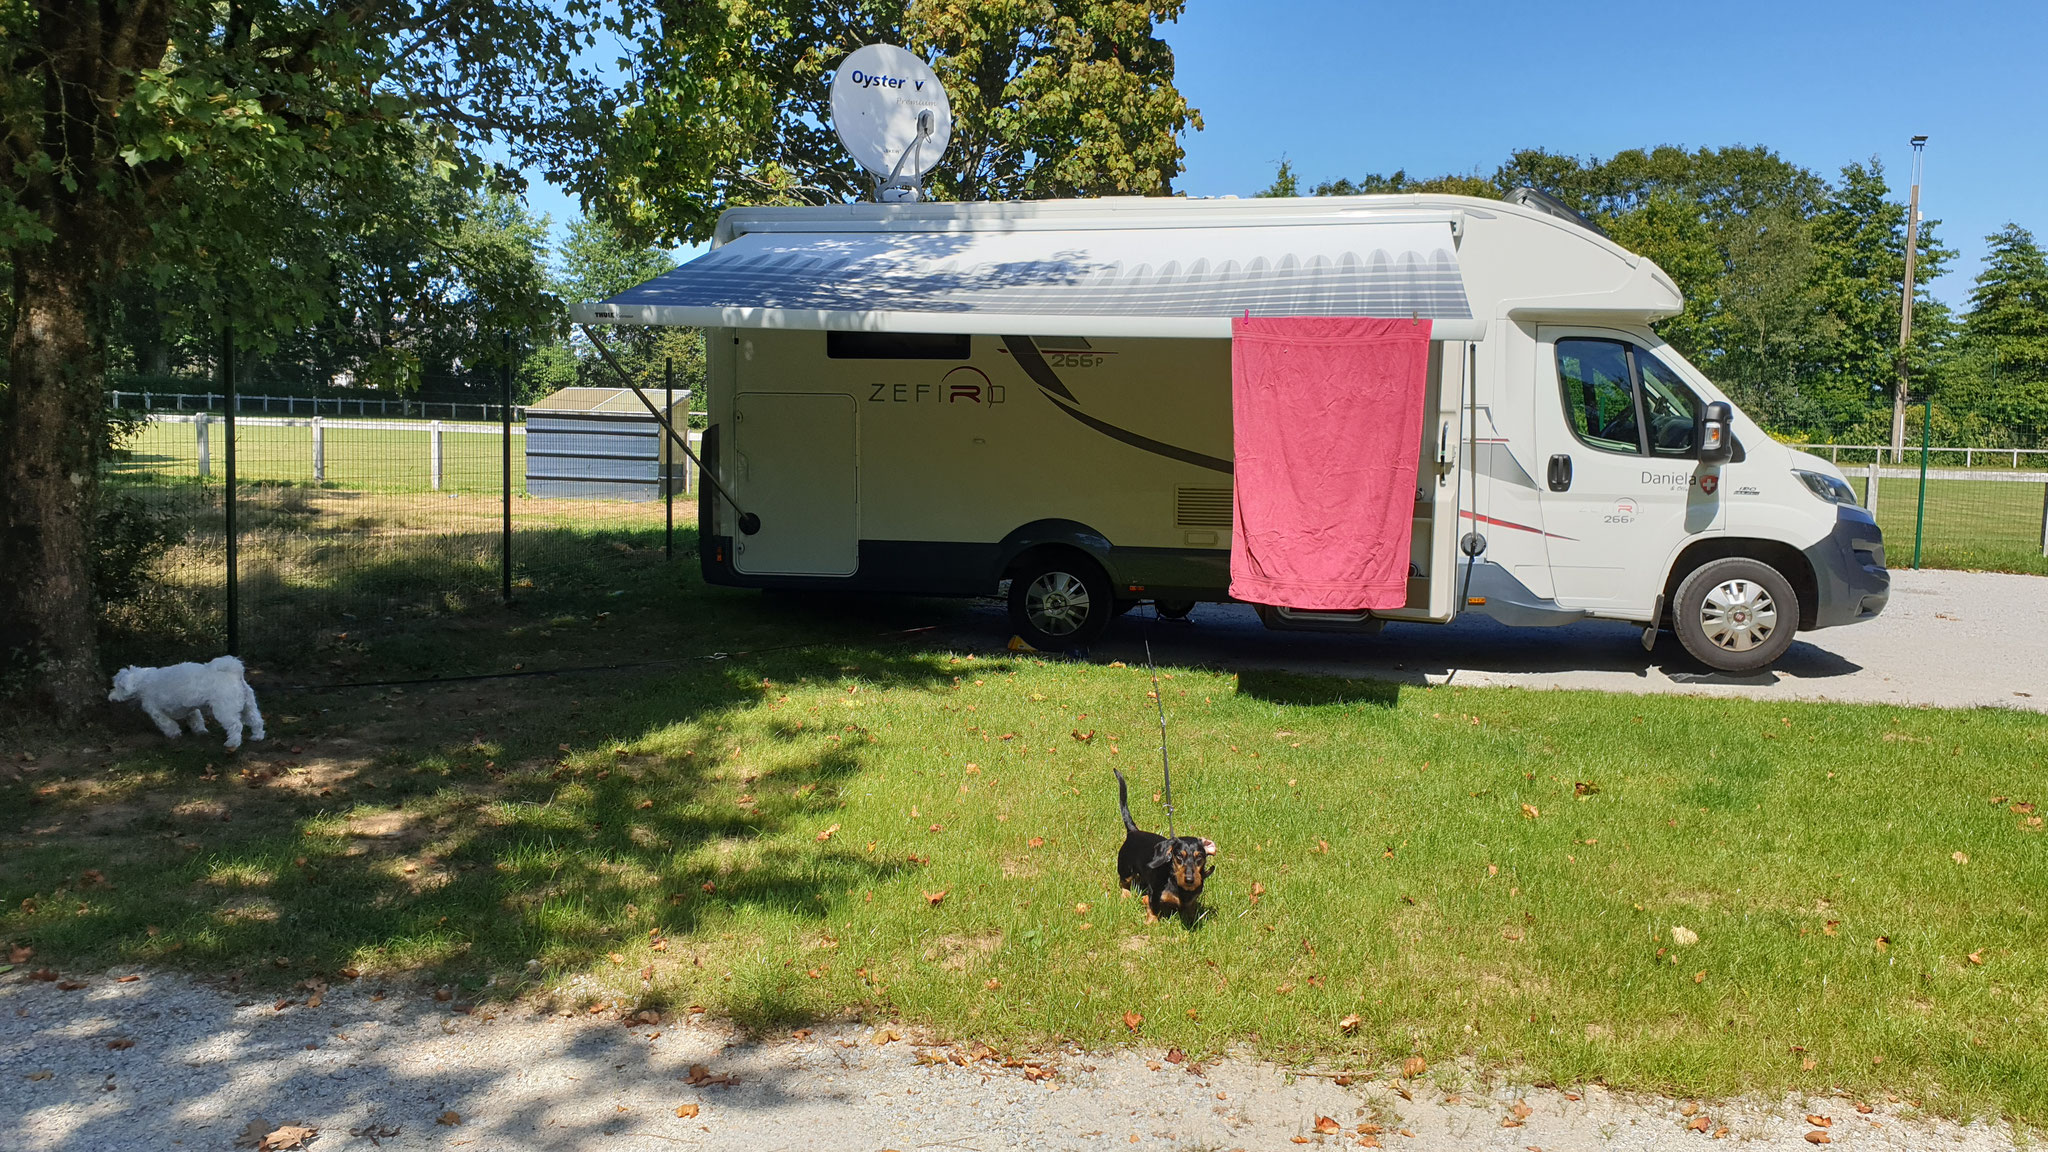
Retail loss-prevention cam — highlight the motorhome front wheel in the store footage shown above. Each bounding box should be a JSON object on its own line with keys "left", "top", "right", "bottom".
{"left": 1671, "top": 557, "right": 1800, "bottom": 674}
{"left": 1007, "top": 553, "right": 1114, "bottom": 652}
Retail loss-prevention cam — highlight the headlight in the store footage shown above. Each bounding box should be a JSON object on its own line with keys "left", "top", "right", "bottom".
{"left": 1794, "top": 469, "right": 1859, "bottom": 506}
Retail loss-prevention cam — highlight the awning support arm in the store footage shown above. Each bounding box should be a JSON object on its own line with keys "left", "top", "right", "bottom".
{"left": 579, "top": 324, "right": 760, "bottom": 535}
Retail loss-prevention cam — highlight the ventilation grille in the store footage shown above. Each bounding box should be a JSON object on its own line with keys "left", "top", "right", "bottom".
{"left": 1175, "top": 487, "right": 1233, "bottom": 528}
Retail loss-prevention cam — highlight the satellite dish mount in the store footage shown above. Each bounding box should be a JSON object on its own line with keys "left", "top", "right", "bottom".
{"left": 830, "top": 44, "right": 952, "bottom": 203}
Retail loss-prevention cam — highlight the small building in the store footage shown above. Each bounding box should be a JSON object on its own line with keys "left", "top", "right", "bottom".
{"left": 523, "top": 386, "right": 691, "bottom": 501}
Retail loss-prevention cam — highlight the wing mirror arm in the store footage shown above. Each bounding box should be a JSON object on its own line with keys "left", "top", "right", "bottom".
{"left": 1699, "top": 401, "right": 1735, "bottom": 464}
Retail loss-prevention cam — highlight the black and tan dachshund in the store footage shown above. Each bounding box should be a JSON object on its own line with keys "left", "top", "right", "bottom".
{"left": 1114, "top": 767, "right": 1216, "bottom": 921}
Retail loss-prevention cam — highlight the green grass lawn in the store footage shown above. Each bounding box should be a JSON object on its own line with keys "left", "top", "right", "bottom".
{"left": 10, "top": 538, "right": 2048, "bottom": 1122}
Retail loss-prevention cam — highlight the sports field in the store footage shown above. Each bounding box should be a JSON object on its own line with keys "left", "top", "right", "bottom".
{"left": 112, "top": 417, "right": 527, "bottom": 495}
{"left": 1856, "top": 473, "right": 2048, "bottom": 575}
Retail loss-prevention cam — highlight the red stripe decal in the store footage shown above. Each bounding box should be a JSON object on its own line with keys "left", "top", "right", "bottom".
{"left": 1460, "top": 509, "right": 1577, "bottom": 542}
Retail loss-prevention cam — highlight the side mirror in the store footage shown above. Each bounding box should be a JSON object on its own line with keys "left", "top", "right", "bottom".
{"left": 1699, "top": 401, "right": 1734, "bottom": 464}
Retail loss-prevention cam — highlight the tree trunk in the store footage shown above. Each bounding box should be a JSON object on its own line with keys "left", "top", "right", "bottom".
{"left": 0, "top": 221, "right": 110, "bottom": 722}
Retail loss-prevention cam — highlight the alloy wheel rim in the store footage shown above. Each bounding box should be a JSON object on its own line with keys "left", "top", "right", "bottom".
{"left": 1025, "top": 572, "right": 1092, "bottom": 636}
{"left": 1699, "top": 579, "right": 1778, "bottom": 652}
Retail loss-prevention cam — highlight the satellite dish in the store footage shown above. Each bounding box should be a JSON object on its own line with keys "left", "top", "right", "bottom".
{"left": 830, "top": 44, "right": 951, "bottom": 202}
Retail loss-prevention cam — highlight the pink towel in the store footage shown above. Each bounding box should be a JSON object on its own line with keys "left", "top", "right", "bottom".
{"left": 1229, "top": 316, "right": 1432, "bottom": 610}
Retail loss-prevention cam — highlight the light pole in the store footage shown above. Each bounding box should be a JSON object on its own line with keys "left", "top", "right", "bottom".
{"left": 1890, "top": 135, "right": 1928, "bottom": 464}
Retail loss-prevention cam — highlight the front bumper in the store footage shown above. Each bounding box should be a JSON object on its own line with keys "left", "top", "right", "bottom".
{"left": 1802, "top": 505, "right": 1889, "bottom": 629}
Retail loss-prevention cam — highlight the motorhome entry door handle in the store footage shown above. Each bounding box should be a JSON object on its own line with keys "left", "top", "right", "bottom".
{"left": 1547, "top": 454, "right": 1573, "bottom": 492}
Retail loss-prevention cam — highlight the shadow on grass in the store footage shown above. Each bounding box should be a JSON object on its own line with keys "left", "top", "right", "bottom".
{"left": 5, "top": 641, "right": 974, "bottom": 1027}
{"left": 1234, "top": 668, "right": 1402, "bottom": 708}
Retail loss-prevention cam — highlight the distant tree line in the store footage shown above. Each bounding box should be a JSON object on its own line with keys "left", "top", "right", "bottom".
{"left": 1262, "top": 148, "right": 2048, "bottom": 448}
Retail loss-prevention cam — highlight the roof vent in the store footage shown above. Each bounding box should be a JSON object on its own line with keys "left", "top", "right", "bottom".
{"left": 1504, "top": 187, "right": 1608, "bottom": 238}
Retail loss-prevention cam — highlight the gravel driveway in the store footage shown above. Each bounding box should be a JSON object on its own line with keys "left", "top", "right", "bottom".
{"left": 2, "top": 974, "right": 2021, "bottom": 1152}
{"left": 1064, "top": 568, "right": 2047, "bottom": 713}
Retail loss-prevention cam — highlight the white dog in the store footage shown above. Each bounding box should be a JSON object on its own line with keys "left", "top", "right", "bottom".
{"left": 108, "top": 656, "right": 266, "bottom": 751}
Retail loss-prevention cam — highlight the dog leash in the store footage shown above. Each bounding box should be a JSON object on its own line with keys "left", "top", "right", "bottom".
{"left": 1143, "top": 615, "right": 1176, "bottom": 840}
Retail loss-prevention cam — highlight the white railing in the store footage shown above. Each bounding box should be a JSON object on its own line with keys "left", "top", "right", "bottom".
{"left": 108, "top": 389, "right": 526, "bottom": 423}
{"left": 135, "top": 412, "right": 700, "bottom": 495}
{"left": 1797, "top": 442, "right": 2048, "bottom": 468}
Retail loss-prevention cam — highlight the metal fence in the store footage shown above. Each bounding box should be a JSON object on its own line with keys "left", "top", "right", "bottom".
{"left": 103, "top": 404, "right": 704, "bottom": 682}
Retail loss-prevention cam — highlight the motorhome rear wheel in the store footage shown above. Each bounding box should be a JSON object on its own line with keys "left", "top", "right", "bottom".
{"left": 1007, "top": 553, "right": 1114, "bottom": 651}
{"left": 1671, "top": 557, "right": 1800, "bottom": 673}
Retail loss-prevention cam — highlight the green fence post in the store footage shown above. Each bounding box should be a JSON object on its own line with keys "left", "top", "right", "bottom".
{"left": 1912, "top": 397, "right": 1932, "bottom": 569}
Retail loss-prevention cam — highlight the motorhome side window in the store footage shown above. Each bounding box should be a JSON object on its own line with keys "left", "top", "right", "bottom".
{"left": 826, "top": 332, "right": 972, "bottom": 359}
{"left": 1556, "top": 339, "right": 1642, "bottom": 454}
{"left": 1635, "top": 350, "right": 1699, "bottom": 457}
{"left": 1555, "top": 338, "right": 1702, "bottom": 458}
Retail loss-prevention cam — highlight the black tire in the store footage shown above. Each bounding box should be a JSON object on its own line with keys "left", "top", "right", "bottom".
{"left": 1007, "top": 552, "right": 1114, "bottom": 651}
{"left": 1153, "top": 599, "right": 1196, "bottom": 621}
{"left": 1671, "top": 557, "right": 1799, "bottom": 673}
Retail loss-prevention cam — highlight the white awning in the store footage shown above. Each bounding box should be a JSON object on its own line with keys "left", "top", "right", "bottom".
{"left": 572, "top": 220, "right": 1482, "bottom": 340}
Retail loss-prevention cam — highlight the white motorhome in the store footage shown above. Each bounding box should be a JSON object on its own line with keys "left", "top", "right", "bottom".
{"left": 573, "top": 192, "right": 1887, "bottom": 673}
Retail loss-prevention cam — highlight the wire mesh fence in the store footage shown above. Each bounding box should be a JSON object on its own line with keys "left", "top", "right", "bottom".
{"left": 103, "top": 396, "right": 701, "bottom": 680}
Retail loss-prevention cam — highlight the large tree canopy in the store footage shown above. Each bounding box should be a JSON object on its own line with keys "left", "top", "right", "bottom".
{"left": 1284, "top": 146, "right": 1959, "bottom": 441}
{"left": 589, "top": 0, "right": 1201, "bottom": 245}
{"left": 0, "top": 0, "right": 606, "bottom": 716}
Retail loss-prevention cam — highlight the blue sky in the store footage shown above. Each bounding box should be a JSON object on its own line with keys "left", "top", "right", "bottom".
{"left": 521, "top": 0, "right": 2046, "bottom": 308}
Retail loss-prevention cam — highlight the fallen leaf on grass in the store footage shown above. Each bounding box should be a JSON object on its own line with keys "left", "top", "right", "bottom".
{"left": 816, "top": 824, "right": 840, "bottom": 842}
{"left": 1874, "top": 936, "right": 1890, "bottom": 952}
{"left": 1802, "top": 1058, "right": 1817, "bottom": 1071}
{"left": 1671, "top": 926, "right": 1699, "bottom": 947}
{"left": 1400, "top": 1056, "right": 1427, "bottom": 1079}
{"left": 675, "top": 1103, "right": 700, "bottom": 1118}
{"left": 1338, "top": 1013, "right": 1361, "bottom": 1033}
{"left": 1315, "top": 1117, "right": 1342, "bottom": 1135}
{"left": 1027, "top": 837, "right": 1045, "bottom": 848}
{"left": 1968, "top": 950, "right": 1985, "bottom": 965}
{"left": 436, "top": 1111, "right": 462, "bottom": 1127}
{"left": 1521, "top": 804, "right": 1539, "bottom": 820}
{"left": 1693, "top": 970, "right": 1706, "bottom": 984}
{"left": 1123, "top": 1011, "right": 1144, "bottom": 1033}
{"left": 1952, "top": 851, "right": 1968, "bottom": 864}
{"left": 923, "top": 890, "right": 947, "bottom": 906}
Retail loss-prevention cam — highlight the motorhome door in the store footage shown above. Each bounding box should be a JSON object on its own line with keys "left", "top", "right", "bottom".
{"left": 732, "top": 392, "right": 859, "bottom": 576}
{"left": 1535, "top": 328, "right": 1718, "bottom": 613}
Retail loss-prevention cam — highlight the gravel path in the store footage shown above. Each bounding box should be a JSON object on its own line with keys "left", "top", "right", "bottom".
{"left": 1060, "top": 568, "right": 2048, "bottom": 713}
{"left": 3, "top": 971, "right": 2019, "bottom": 1152}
